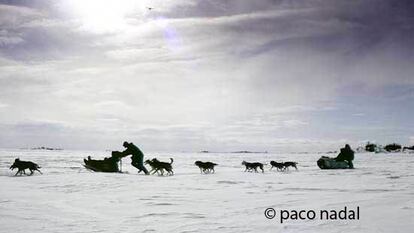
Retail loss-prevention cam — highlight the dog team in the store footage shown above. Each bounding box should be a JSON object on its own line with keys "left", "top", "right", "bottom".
{"left": 9, "top": 157, "right": 298, "bottom": 176}
{"left": 8, "top": 141, "right": 298, "bottom": 176}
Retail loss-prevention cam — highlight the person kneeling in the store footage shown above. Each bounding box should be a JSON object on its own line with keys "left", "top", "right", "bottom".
{"left": 335, "top": 144, "right": 354, "bottom": 169}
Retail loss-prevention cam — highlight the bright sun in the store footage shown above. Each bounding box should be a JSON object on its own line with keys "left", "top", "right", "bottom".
{"left": 68, "top": 0, "right": 149, "bottom": 32}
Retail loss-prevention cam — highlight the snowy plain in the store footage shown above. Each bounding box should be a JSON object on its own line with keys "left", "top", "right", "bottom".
{"left": 1, "top": 149, "right": 413, "bottom": 233}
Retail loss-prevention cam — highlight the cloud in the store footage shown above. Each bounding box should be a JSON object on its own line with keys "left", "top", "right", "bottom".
{"left": 409, "top": 137, "right": 414, "bottom": 146}
{"left": 0, "top": 29, "right": 24, "bottom": 46}
{"left": 0, "top": 102, "right": 8, "bottom": 108}
{"left": 0, "top": 4, "right": 43, "bottom": 27}
{"left": 0, "top": 0, "right": 413, "bottom": 150}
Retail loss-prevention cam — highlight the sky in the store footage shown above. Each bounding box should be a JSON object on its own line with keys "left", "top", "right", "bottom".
{"left": 0, "top": 0, "right": 413, "bottom": 152}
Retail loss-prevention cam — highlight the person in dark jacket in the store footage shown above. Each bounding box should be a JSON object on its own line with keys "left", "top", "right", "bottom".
{"left": 120, "top": 141, "right": 149, "bottom": 175}
{"left": 335, "top": 144, "right": 355, "bottom": 168}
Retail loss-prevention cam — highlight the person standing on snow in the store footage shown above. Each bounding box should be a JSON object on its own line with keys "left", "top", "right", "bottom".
{"left": 120, "top": 141, "right": 149, "bottom": 175}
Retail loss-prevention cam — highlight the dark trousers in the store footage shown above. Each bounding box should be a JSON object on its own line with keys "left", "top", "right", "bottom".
{"left": 132, "top": 162, "right": 149, "bottom": 174}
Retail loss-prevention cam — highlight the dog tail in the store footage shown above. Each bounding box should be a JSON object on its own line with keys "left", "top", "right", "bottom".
{"left": 169, "top": 158, "right": 174, "bottom": 164}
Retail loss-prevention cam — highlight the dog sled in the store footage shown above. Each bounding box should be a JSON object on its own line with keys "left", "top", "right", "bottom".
{"left": 317, "top": 156, "right": 351, "bottom": 169}
{"left": 83, "top": 155, "right": 121, "bottom": 173}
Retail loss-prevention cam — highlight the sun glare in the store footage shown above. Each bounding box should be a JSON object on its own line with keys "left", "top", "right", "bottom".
{"left": 68, "top": 0, "right": 148, "bottom": 32}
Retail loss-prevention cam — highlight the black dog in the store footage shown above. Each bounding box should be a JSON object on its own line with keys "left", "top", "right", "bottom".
{"left": 242, "top": 161, "right": 264, "bottom": 173}
{"left": 10, "top": 158, "right": 42, "bottom": 176}
{"left": 145, "top": 158, "right": 174, "bottom": 176}
{"left": 144, "top": 159, "right": 161, "bottom": 175}
{"left": 270, "top": 161, "right": 285, "bottom": 171}
{"left": 194, "top": 161, "right": 218, "bottom": 174}
{"left": 283, "top": 161, "right": 298, "bottom": 171}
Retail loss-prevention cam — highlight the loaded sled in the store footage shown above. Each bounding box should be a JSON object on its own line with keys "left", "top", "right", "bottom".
{"left": 83, "top": 153, "right": 122, "bottom": 172}
{"left": 317, "top": 156, "right": 351, "bottom": 169}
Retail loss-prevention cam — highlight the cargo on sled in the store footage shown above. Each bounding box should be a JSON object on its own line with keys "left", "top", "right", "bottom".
{"left": 317, "top": 156, "right": 351, "bottom": 169}
{"left": 83, "top": 152, "right": 124, "bottom": 172}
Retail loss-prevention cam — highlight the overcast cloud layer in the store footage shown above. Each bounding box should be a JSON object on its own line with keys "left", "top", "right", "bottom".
{"left": 0, "top": 0, "right": 413, "bottom": 152}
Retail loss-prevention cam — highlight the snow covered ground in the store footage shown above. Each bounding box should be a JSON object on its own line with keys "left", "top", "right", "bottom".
{"left": 1, "top": 149, "right": 413, "bottom": 233}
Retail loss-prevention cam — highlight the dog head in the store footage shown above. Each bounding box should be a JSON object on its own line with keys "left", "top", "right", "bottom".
{"left": 194, "top": 161, "right": 203, "bottom": 166}
{"left": 9, "top": 158, "right": 20, "bottom": 170}
{"left": 241, "top": 161, "right": 247, "bottom": 165}
{"left": 146, "top": 158, "right": 161, "bottom": 166}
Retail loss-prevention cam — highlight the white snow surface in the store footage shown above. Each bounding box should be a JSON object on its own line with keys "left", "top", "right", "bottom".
{"left": 1, "top": 149, "right": 413, "bottom": 233}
